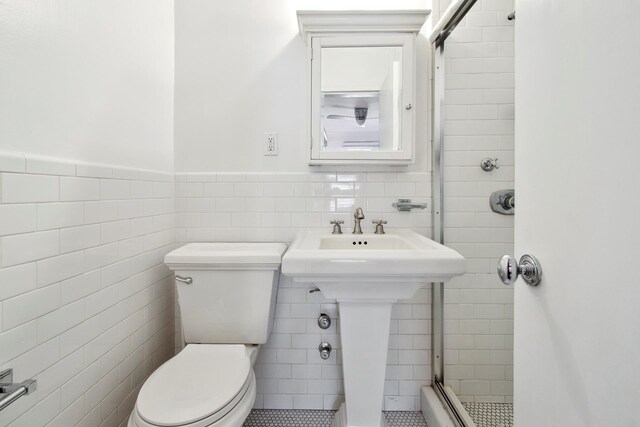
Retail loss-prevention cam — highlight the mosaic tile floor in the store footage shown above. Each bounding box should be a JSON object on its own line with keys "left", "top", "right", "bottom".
{"left": 461, "top": 403, "right": 514, "bottom": 427}
{"left": 243, "top": 410, "right": 427, "bottom": 427}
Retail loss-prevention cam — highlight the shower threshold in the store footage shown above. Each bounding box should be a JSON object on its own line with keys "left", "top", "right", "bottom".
{"left": 421, "top": 385, "right": 513, "bottom": 427}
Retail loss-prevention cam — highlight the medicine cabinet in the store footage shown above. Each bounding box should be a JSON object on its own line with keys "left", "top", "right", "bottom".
{"left": 297, "top": 10, "right": 430, "bottom": 166}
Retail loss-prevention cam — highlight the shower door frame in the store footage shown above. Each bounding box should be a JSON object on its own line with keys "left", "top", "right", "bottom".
{"left": 430, "top": 0, "right": 478, "bottom": 425}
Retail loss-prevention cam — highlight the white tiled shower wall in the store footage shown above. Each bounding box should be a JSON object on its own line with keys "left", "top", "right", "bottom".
{"left": 0, "top": 152, "right": 176, "bottom": 426}
{"left": 174, "top": 171, "right": 432, "bottom": 411}
{"left": 437, "top": 0, "right": 515, "bottom": 403}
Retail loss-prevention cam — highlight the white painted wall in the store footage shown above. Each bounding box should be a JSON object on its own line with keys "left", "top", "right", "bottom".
{"left": 0, "top": 0, "right": 175, "bottom": 172}
{"left": 514, "top": 0, "right": 640, "bottom": 425}
{"left": 0, "top": 1, "right": 176, "bottom": 425}
{"left": 174, "top": 0, "right": 431, "bottom": 172}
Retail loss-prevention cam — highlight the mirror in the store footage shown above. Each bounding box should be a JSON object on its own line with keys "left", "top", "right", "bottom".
{"left": 297, "top": 10, "right": 429, "bottom": 165}
{"left": 320, "top": 46, "right": 402, "bottom": 152}
{"left": 309, "top": 34, "right": 416, "bottom": 165}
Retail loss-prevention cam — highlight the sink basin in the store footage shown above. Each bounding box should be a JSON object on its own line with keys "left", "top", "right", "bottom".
{"left": 282, "top": 229, "right": 465, "bottom": 300}
{"left": 319, "top": 234, "right": 416, "bottom": 250}
{"left": 282, "top": 229, "right": 465, "bottom": 427}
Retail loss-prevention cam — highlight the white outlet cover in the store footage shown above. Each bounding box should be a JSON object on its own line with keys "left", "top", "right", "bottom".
{"left": 264, "top": 133, "right": 278, "bottom": 156}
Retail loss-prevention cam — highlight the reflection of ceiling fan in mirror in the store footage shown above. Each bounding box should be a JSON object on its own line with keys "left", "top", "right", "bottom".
{"left": 326, "top": 107, "right": 379, "bottom": 127}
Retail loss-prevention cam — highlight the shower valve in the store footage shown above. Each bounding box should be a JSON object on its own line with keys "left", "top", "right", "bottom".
{"left": 318, "top": 342, "right": 332, "bottom": 360}
{"left": 317, "top": 313, "right": 331, "bottom": 329}
{"left": 481, "top": 157, "right": 499, "bottom": 171}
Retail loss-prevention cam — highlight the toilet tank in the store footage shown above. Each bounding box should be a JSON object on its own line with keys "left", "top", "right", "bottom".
{"left": 165, "top": 243, "right": 287, "bottom": 345}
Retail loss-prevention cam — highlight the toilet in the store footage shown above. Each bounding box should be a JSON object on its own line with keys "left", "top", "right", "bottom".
{"left": 128, "top": 242, "right": 287, "bottom": 427}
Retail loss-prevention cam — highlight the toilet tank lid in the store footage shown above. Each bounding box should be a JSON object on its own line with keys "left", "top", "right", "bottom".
{"left": 165, "top": 242, "right": 288, "bottom": 267}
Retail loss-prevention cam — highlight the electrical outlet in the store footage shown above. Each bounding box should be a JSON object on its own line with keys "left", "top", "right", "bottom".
{"left": 264, "top": 133, "right": 278, "bottom": 156}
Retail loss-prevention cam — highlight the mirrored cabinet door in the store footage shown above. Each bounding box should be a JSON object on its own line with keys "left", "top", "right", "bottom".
{"left": 310, "top": 35, "right": 415, "bottom": 165}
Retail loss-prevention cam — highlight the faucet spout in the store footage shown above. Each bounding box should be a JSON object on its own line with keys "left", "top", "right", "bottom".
{"left": 353, "top": 207, "right": 365, "bottom": 234}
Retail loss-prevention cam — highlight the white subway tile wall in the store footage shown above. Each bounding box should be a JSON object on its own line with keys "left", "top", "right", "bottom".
{"left": 175, "top": 171, "right": 432, "bottom": 411}
{"left": 0, "top": 4, "right": 514, "bottom": 420}
{"left": 438, "top": 0, "right": 515, "bottom": 403}
{"left": 0, "top": 152, "right": 176, "bottom": 426}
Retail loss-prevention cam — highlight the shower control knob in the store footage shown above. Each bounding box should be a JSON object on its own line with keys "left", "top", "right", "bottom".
{"left": 318, "top": 342, "right": 332, "bottom": 360}
{"left": 481, "top": 157, "right": 499, "bottom": 171}
{"left": 500, "top": 194, "right": 515, "bottom": 210}
{"left": 317, "top": 313, "right": 331, "bottom": 329}
{"left": 498, "top": 254, "right": 542, "bottom": 287}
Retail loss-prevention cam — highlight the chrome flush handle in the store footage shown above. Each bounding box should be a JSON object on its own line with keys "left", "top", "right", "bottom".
{"left": 175, "top": 275, "right": 193, "bottom": 285}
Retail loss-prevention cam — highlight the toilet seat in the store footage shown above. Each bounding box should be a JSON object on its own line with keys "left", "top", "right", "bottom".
{"left": 131, "top": 344, "right": 254, "bottom": 427}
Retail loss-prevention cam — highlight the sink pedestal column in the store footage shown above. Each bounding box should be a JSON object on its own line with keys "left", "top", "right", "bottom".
{"left": 333, "top": 299, "right": 394, "bottom": 427}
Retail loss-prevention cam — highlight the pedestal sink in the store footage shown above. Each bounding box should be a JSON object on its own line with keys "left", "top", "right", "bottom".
{"left": 282, "top": 230, "right": 465, "bottom": 427}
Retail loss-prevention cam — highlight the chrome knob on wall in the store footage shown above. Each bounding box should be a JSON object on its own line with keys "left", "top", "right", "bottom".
{"left": 498, "top": 254, "right": 542, "bottom": 287}
{"left": 317, "top": 313, "right": 331, "bottom": 329}
{"left": 500, "top": 194, "right": 515, "bottom": 210}
{"left": 490, "top": 189, "right": 515, "bottom": 215}
{"left": 318, "top": 342, "right": 332, "bottom": 360}
{"left": 480, "top": 157, "right": 499, "bottom": 171}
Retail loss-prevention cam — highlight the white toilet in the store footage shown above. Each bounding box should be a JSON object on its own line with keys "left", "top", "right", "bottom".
{"left": 128, "top": 242, "right": 287, "bottom": 427}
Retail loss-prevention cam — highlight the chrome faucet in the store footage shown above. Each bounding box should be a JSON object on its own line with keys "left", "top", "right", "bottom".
{"left": 352, "top": 207, "right": 364, "bottom": 234}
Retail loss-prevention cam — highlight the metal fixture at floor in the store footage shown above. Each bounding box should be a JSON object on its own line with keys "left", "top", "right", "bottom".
{"left": 480, "top": 157, "right": 499, "bottom": 171}
{"left": 318, "top": 342, "right": 332, "bottom": 360}
{"left": 352, "top": 207, "right": 365, "bottom": 234}
{"left": 0, "top": 369, "right": 37, "bottom": 412}
{"left": 392, "top": 199, "right": 428, "bottom": 212}
{"left": 490, "top": 189, "right": 515, "bottom": 215}
{"left": 507, "top": 11, "right": 516, "bottom": 20}
{"left": 317, "top": 313, "right": 331, "bottom": 329}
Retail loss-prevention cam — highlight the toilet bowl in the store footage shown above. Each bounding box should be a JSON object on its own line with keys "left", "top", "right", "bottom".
{"left": 128, "top": 243, "right": 287, "bottom": 427}
{"left": 128, "top": 345, "right": 258, "bottom": 427}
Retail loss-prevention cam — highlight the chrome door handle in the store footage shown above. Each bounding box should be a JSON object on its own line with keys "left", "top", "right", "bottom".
{"left": 175, "top": 275, "right": 193, "bottom": 285}
{"left": 497, "top": 254, "right": 542, "bottom": 286}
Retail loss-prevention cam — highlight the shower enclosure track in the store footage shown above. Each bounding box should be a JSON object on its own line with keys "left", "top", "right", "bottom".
{"left": 429, "top": 1, "right": 479, "bottom": 426}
